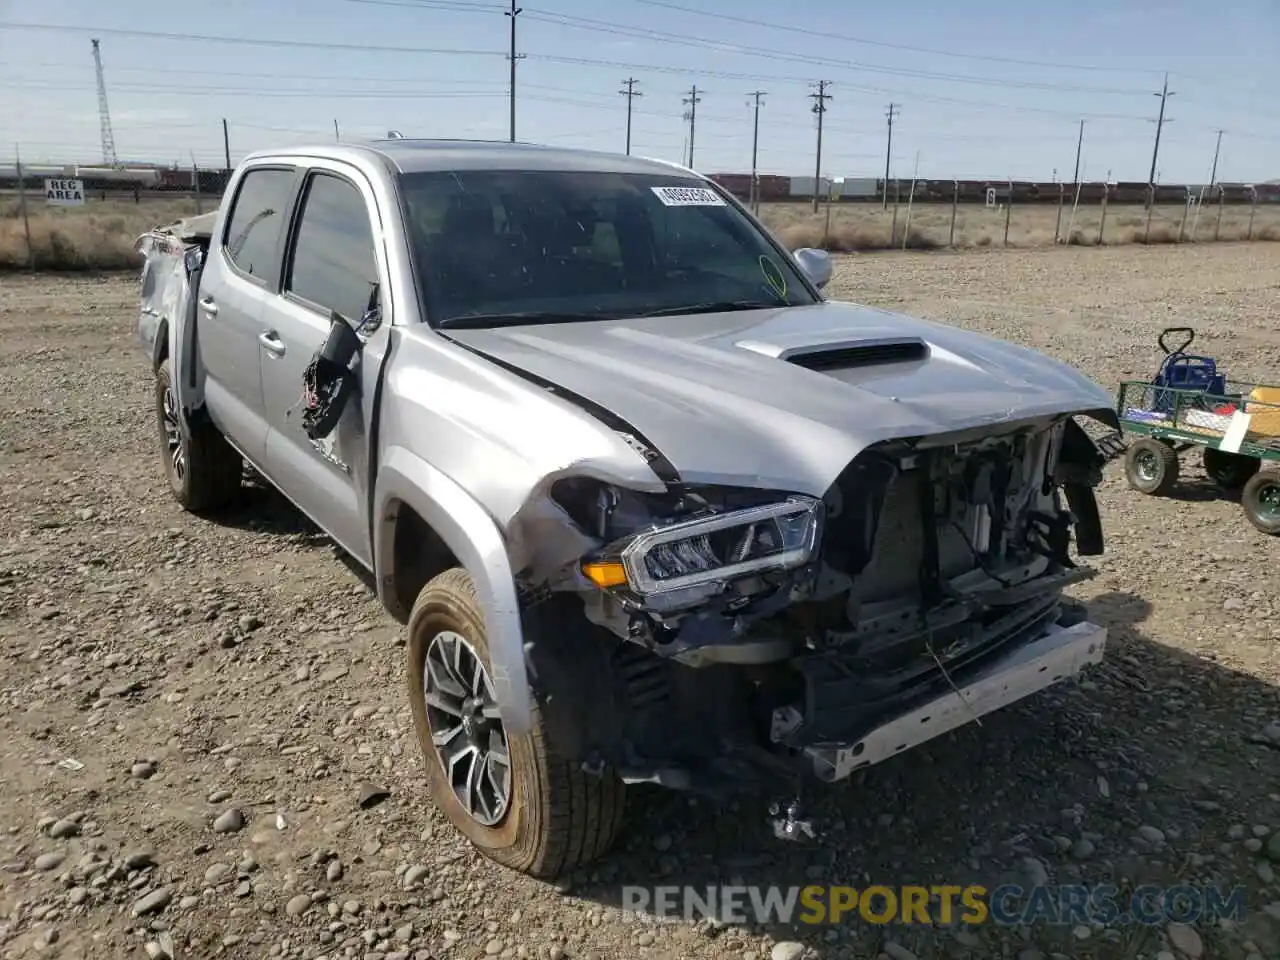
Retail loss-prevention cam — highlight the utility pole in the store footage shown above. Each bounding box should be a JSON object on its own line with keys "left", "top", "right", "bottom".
{"left": 333, "top": 119, "right": 340, "bottom": 141}
{"left": 882, "top": 102, "right": 897, "bottom": 209}
{"left": 16, "top": 144, "right": 34, "bottom": 270}
{"left": 222, "top": 118, "right": 231, "bottom": 170}
{"left": 505, "top": 0, "right": 524, "bottom": 142}
{"left": 809, "top": 81, "right": 832, "bottom": 213}
{"left": 748, "top": 90, "right": 766, "bottom": 212}
{"left": 1072, "top": 119, "right": 1084, "bottom": 184}
{"left": 619, "top": 78, "right": 641, "bottom": 155}
{"left": 682, "top": 85, "right": 701, "bottom": 168}
{"left": 1147, "top": 72, "right": 1175, "bottom": 190}
{"left": 1209, "top": 129, "right": 1224, "bottom": 187}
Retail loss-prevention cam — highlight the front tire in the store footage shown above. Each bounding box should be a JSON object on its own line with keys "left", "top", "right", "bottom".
{"left": 406, "top": 568, "right": 625, "bottom": 880}
{"left": 154, "top": 357, "right": 242, "bottom": 513}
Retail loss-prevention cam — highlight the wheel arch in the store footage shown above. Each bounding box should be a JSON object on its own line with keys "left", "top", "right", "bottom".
{"left": 151, "top": 318, "right": 170, "bottom": 369}
{"left": 375, "top": 444, "right": 533, "bottom": 735}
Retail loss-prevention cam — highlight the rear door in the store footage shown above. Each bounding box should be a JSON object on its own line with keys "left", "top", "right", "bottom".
{"left": 259, "top": 162, "right": 384, "bottom": 568}
{"left": 197, "top": 164, "right": 300, "bottom": 466}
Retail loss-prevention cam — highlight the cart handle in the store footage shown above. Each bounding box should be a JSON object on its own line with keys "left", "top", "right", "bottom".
{"left": 1159, "top": 327, "right": 1195, "bottom": 355}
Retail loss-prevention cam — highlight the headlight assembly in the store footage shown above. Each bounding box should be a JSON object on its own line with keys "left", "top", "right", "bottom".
{"left": 582, "top": 496, "right": 823, "bottom": 597}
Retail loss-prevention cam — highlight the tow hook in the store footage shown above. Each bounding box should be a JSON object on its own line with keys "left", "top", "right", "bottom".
{"left": 768, "top": 795, "right": 817, "bottom": 842}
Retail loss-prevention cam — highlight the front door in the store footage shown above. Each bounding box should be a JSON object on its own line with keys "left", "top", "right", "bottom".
{"left": 196, "top": 165, "right": 298, "bottom": 466}
{"left": 259, "top": 165, "right": 385, "bottom": 569}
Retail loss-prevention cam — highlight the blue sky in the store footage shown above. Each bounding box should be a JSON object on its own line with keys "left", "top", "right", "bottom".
{"left": 1, "top": 0, "right": 1275, "bottom": 182}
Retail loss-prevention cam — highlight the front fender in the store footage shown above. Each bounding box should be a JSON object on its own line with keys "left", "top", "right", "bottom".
{"left": 375, "top": 445, "right": 533, "bottom": 736}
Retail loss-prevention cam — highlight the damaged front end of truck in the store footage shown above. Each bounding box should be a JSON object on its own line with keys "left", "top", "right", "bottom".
{"left": 501, "top": 406, "right": 1116, "bottom": 808}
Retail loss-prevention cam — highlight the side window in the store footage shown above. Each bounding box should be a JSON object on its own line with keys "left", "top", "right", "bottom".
{"left": 223, "top": 168, "right": 294, "bottom": 279}
{"left": 286, "top": 173, "right": 378, "bottom": 321}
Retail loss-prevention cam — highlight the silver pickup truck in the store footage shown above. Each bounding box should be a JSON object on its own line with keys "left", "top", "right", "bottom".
{"left": 136, "top": 139, "right": 1117, "bottom": 880}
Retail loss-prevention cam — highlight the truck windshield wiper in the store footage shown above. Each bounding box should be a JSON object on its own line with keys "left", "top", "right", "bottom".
{"left": 634, "top": 299, "right": 784, "bottom": 318}
{"left": 441, "top": 311, "right": 616, "bottom": 329}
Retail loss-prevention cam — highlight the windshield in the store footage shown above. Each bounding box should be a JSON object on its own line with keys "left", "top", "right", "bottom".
{"left": 397, "top": 169, "right": 818, "bottom": 327}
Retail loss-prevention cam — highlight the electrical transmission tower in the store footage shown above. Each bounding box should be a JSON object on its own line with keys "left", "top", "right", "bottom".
{"left": 809, "top": 81, "right": 832, "bottom": 213}
{"left": 91, "top": 39, "right": 118, "bottom": 167}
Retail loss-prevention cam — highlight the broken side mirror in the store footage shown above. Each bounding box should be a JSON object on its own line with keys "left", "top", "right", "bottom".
{"left": 793, "top": 247, "right": 832, "bottom": 289}
{"left": 301, "top": 310, "right": 362, "bottom": 441}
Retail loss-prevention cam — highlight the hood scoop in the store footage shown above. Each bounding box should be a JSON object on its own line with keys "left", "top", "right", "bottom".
{"left": 736, "top": 335, "right": 929, "bottom": 371}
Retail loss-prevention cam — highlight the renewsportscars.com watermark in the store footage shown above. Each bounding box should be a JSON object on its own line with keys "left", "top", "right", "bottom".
{"left": 621, "top": 883, "right": 1247, "bottom": 927}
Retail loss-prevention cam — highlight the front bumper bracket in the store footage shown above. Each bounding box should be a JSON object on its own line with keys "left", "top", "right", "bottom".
{"left": 794, "top": 619, "right": 1107, "bottom": 783}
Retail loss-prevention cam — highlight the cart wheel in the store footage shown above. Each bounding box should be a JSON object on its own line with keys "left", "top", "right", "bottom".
{"left": 1241, "top": 471, "right": 1280, "bottom": 536}
{"left": 1124, "top": 438, "right": 1179, "bottom": 495}
{"left": 1202, "top": 447, "right": 1261, "bottom": 489}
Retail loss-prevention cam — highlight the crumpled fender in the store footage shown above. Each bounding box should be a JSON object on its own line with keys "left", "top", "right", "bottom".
{"left": 136, "top": 233, "right": 206, "bottom": 429}
{"left": 374, "top": 444, "right": 534, "bottom": 735}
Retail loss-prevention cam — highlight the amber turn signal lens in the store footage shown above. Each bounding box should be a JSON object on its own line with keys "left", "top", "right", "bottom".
{"left": 581, "top": 561, "right": 627, "bottom": 588}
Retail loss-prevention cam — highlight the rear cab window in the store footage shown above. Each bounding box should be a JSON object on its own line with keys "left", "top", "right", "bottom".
{"left": 221, "top": 167, "right": 297, "bottom": 284}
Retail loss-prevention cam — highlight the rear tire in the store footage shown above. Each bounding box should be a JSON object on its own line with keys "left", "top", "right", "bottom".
{"left": 406, "top": 568, "right": 625, "bottom": 880}
{"left": 1202, "top": 447, "right": 1260, "bottom": 490}
{"left": 1241, "top": 470, "right": 1280, "bottom": 536}
{"left": 154, "top": 357, "right": 242, "bottom": 513}
{"left": 1124, "top": 438, "right": 1179, "bottom": 496}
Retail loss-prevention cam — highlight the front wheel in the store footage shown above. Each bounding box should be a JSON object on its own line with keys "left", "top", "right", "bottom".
{"left": 154, "top": 358, "right": 242, "bottom": 513}
{"left": 1241, "top": 470, "right": 1280, "bottom": 536}
{"left": 406, "top": 568, "right": 625, "bottom": 879}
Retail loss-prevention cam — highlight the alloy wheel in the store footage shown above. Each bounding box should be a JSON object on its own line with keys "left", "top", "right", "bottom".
{"left": 421, "top": 630, "right": 512, "bottom": 827}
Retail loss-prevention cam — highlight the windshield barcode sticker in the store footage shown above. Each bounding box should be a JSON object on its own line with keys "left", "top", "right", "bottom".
{"left": 651, "top": 186, "right": 725, "bottom": 207}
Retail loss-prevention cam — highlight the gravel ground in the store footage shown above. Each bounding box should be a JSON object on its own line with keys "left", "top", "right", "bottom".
{"left": 1, "top": 243, "right": 1278, "bottom": 960}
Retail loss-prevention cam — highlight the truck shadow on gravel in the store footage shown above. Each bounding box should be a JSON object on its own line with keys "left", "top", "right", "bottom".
{"left": 568, "top": 589, "right": 1280, "bottom": 959}
{"left": 204, "top": 471, "right": 380, "bottom": 587}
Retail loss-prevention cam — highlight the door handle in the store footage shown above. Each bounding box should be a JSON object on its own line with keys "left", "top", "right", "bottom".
{"left": 199, "top": 297, "right": 218, "bottom": 316}
{"left": 258, "top": 331, "right": 286, "bottom": 357}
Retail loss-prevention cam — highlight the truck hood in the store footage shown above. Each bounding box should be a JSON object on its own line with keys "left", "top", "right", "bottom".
{"left": 443, "top": 299, "right": 1116, "bottom": 495}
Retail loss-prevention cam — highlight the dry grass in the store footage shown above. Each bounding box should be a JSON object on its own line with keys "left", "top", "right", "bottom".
{"left": 3, "top": 193, "right": 1279, "bottom": 271}
{"left": 760, "top": 200, "right": 1280, "bottom": 252}
{"left": 0, "top": 197, "right": 202, "bottom": 271}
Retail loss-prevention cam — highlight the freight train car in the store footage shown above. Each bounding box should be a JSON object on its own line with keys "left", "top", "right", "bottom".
{"left": 705, "top": 172, "right": 790, "bottom": 202}
{"left": 74, "top": 166, "right": 163, "bottom": 188}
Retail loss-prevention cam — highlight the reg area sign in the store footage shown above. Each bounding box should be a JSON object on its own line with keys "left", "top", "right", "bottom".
{"left": 44, "top": 179, "right": 85, "bottom": 206}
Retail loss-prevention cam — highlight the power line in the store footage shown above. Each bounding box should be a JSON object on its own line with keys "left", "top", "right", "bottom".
{"left": 0, "top": 21, "right": 508, "bottom": 57}
{"left": 0, "top": 24, "right": 1162, "bottom": 122}
{"left": 501, "top": 7, "right": 1154, "bottom": 96}
{"left": 808, "top": 80, "right": 831, "bottom": 213}
{"left": 344, "top": 0, "right": 502, "bottom": 10}
{"left": 619, "top": 78, "right": 642, "bottom": 155}
{"left": 629, "top": 0, "right": 1165, "bottom": 75}
{"left": 515, "top": 56, "right": 1157, "bottom": 121}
